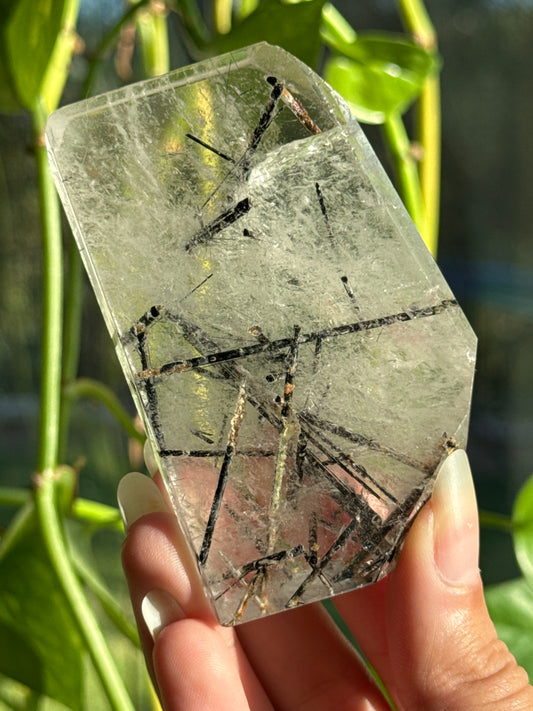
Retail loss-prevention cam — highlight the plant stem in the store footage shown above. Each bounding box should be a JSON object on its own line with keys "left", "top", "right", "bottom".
{"left": 72, "top": 554, "right": 140, "bottom": 647}
{"left": 479, "top": 510, "right": 514, "bottom": 532}
{"left": 0, "top": 487, "right": 29, "bottom": 508}
{"left": 137, "top": 2, "right": 170, "bottom": 77}
{"left": 396, "top": 0, "right": 440, "bottom": 257}
{"left": 33, "top": 104, "right": 63, "bottom": 473}
{"left": 33, "top": 103, "right": 133, "bottom": 711}
{"left": 72, "top": 497, "right": 123, "bottom": 529}
{"left": 382, "top": 112, "right": 425, "bottom": 234}
{"left": 0, "top": 487, "right": 123, "bottom": 531}
{"left": 34, "top": 471, "right": 135, "bottom": 711}
{"left": 59, "top": 238, "right": 84, "bottom": 461}
{"left": 396, "top": 0, "right": 434, "bottom": 46}
{"left": 416, "top": 75, "right": 441, "bottom": 257}
{"left": 61, "top": 240, "right": 83, "bottom": 383}
{"left": 320, "top": 2, "right": 357, "bottom": 50}
{"left": 236, "top": 0, "right": 258, "bottom": 20}
{"left": 64, "top": 377, "right": 145, "bottom": 443}
{"left": 214, "top": 0, "right": 233, "bottom": 34}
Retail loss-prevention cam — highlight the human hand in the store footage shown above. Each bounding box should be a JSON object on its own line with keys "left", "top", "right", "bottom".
{"left": 118, "top": 449, "right": 533, "bottom": 710}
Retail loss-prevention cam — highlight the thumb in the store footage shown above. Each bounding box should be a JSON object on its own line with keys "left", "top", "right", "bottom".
{"left": 386, "top": 449, "right": 533, "bottom": 710}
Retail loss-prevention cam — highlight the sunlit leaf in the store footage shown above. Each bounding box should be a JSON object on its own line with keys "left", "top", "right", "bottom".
{"left": 323, "top": 33, "right": 439, "bottom": 124}
{"left": 1, "top": 0, "right": 79, "bottom": 114}
{"left": 485, "top": 577, "right": 533, "bottom": 677}
{"left": 208, "top": 0, "right": 327, "bottom": 68}
{"left": 0, "top": 503, "right": 83, "bottom": 708}
{"left": 324, "top": 56, "right": 412, "bottom": 124}
{"left": 336, "top": 33, "right": 438, "bottom": 79}
{"left": 512, "top": 472, "right": 533, "bottom": 588}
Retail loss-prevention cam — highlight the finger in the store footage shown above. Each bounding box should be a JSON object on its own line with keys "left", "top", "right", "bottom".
{"left": 148, "top": 604, "right": 269, "bottom": 711}
{"left": 335, "top": 450, "right": 533, "bottom": 709}
{"left": 141, "top": 442, "right": 389, "bottom": 709}
{"left": 237, "top": 603, "right": 390, "bottom": 711}
{"left": 118, "top": 472, "right": 273, "bottom": 711}
{"left": 118, "top": 472, "right": 213, "bottom": 621}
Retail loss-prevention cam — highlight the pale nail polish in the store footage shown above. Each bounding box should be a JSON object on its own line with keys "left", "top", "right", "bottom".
{"left": 117, "top": 471, "right": 168, "bottom": 530}
{"left": 143, "top": 439, "right": 158, "bottom": 477}
{"left": 432, "top": 449, "right": 480, "bottom": 585}
{"left": 142, "top": 589, "right": 185, "bottom": 640}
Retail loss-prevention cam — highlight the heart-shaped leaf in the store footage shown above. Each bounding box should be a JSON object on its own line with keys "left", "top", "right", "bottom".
{"left": 324, "top": 33, "right": 440, "bottom": 124}
{"left": 485, "top": 577, "right": 533, "bottom": 677}
{"left": 512, "top": 472, "right": 533, "bottom": 588}
{"left": 0, "top": 502, "right": 83, "bottom": 708}
{"left": 208, "top": 0, "right": 327, "bottom": 68}
{"left": 0, "top": 0, "right": 79, "bottom": 114}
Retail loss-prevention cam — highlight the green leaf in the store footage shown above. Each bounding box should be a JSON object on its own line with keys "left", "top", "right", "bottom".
{"left": 0, "top": 1, "right": 23, "bottom": 112}
{"left": 512, "top": 472, "right": 533, "bottom": 588}
{"left": 1, "top": 0, "right": 80, "bottom": 114}
{"left": 485, "top": 577, "right": 533, "bottom": 677}
{"left": 334, "top": 33, "right": 438, "bottom": 78}
{"left": 0, "top": 623, "right": 43, "bottom": 700}
{"left": 323, "top": 33, "right": 440, "bottom": 124}
{"left": 0, "top": 502, "right": 84, "bottom": 708}
{"left": 209, "top": 0, "right": 327, "bottom": 68}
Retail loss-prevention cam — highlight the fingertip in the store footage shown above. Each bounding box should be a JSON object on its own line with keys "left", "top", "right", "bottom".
{"left": 120, "top": 495, "right": 215, "bottom": 624}
{"left": 117, "top": 471, "right": 169, "bottom": 531}
{"left": 432, "top": 448, "right": 480, "bottom": 586}
{"left": 396, "top": 448, "right": 480, "bottom": 590}
{"left": 328, "top": 453, "right": 533, "bottom": 710}
{"left": 143, "top": 439, "right": 159, "bottom": 477}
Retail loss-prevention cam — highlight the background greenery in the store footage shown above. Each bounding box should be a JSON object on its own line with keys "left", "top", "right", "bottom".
{"left": 0, "top": 0, "right": 533, "bottom": 708}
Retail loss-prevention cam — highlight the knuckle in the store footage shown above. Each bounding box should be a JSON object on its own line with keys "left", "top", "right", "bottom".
{"left": 428, "top": 636, "right": 533, "bottom": 710}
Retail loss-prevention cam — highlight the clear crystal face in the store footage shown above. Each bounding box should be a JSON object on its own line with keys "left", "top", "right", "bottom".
{"left": 46, "top": 42, "right": 476, "bottom": 625}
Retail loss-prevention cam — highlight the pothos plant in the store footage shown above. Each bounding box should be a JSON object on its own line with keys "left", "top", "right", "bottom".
{"left": 0, "top": 0, "right": 531, "bottom": 709}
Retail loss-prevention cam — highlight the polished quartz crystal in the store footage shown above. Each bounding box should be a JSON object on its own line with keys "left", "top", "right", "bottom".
{"left": 46, "top": 42, "right": 476, "bottom": 625}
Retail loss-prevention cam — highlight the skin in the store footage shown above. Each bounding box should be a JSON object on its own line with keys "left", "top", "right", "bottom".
{"left": 118, "top": 451, "right": 533, "bottom": 711}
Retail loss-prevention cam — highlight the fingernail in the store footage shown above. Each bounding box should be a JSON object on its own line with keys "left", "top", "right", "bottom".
{"left": 117, "top": 472, "right": 168, "bottom": 530}
{"left": 143, "top": 439, "right": 158, "bottom": 477}
{"left": 432, "top": 449, "right": 479, "bottom": 585}
{"left": 360, "top": 700, "right": 379, "bottom": 711}
{"left": 142, "top": 589, "right": 185, "bottom": 640}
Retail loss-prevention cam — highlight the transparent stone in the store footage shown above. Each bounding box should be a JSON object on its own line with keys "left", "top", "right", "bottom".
{"left": 46, "top": 42, "right": 476, "bottom": 625}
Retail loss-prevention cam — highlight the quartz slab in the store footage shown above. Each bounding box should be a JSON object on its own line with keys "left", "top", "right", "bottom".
{"left": 46, "top": 42, "right": 476, "bottom": 625}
